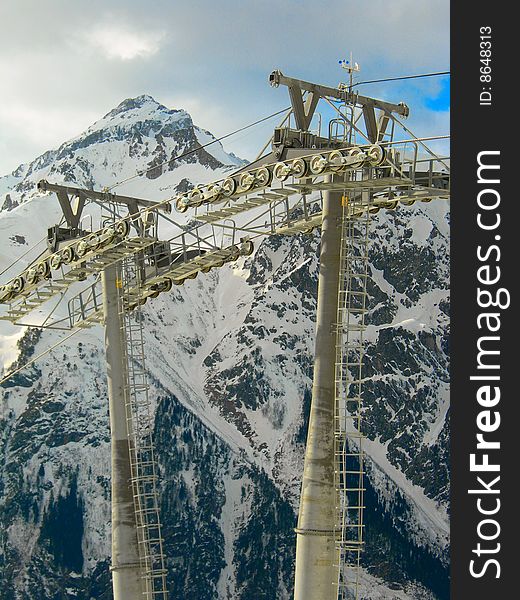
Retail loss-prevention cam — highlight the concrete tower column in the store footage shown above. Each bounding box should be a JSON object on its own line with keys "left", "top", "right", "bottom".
{"left": 102, "top": 264, "right": 145, "bottom": 600}
{"left": 294, "top": 176, "right": 342, "bottom": 600}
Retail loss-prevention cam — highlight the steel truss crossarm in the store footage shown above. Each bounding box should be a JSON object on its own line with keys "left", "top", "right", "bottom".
{"left": 269, "top": 70, "right": 410, "bottom": 119}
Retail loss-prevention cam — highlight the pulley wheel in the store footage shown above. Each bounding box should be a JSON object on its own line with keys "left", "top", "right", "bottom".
{"left": 309, "top": 154, "right": 326, "bottom": 175}
{"left": 240, "top": 240, "right": 254, "bottom": 256}
{"left": 206, "top": 183, "right": 222, "bottom": 201}
{"left": 10, "top": 276, "right": 25, "bottom": 294}
{"left": 50, "top": 253, "right": 62, "bottom": 270}
{"left": 102, "top": 226, "right": 116, "bottom": 244}
{"left": 36, "top": 260, "right": 50, "bottom": 279}
{"left": 239, "top": 172, "right": 255, "bottom": 191}
{"left": 175, "top": 196, "right": 189, "bottom": 213}
{"left": 87, "top": 233, "right": 101, "bottom": 250}
{"left": 383, "top": 200, "right": 398, "bottom": 210}
{"left": 115, "top": 220, "right": 130, "bottom": 237}
{"left": 61, "top": 246, "right": 75, "bottom": 264}
{"left": 189, "top": 188, "right": 205, "bottom": 207}
{"left": 255, "top": 167, "right": 272, "bottom": 187}
{"left": 25, "top": 268, "right": 39, "bottom": 285}
{"left": 348, "top": 147, "right": 365, "bottom": 168}
{"left": 161, "top": 278, "right": 173, "bottom": 292}
{"left": 76, "top": 240, "right": 89, "bottom": 257}
{"left": 328, "top": 150, "right": 344, "bottom": 172}
{"left": 222, "top": 177, "right": 237, "bottom": 197}
{"left": 227, "top": 245, "right": 240, "bottom": 261}
{"left": 367, "top": 144, "right": 386, "bottom": 166}
{"left": 291, "top": 158, "right": 308, "bottom": 178}
{"left": 273, "top": 162, "right": 290, "bottom": 181}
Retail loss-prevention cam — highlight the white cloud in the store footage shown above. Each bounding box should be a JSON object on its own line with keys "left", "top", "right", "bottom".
{"left": 0, "top": 104, "right": 96, "bottom": 147}
{"left": 0, "top": 0, "right": 449, "bottom": 174}
{"left": 86, "top": 25, "right": 165, "bottom": 61}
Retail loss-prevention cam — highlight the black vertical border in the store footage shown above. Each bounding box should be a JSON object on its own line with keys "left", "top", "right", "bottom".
{"left": 451, "top": 4, "right": 514, "bottom": 599}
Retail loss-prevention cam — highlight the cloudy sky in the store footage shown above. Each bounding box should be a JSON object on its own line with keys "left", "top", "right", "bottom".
{"left": 0, "top": 0, "right": 449, "bottom": 175}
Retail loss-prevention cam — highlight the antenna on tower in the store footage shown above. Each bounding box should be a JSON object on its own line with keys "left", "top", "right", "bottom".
{"left": 338, "top": 53, "right": 360, "bottom": 92}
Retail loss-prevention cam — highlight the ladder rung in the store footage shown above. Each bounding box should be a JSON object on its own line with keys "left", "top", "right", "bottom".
{"left": 129, "top": 461, "right": 155, "bottom": 469}
{"left": 137, "top": 537, "right": 164, "bottom": 545}
{"left": 339, "top": 290, "right": 367, "bottom": 296}
{"left": 133, "top": 493, "right": 159, "bottom": 502}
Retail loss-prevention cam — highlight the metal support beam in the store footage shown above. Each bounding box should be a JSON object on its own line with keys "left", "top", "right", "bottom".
{"left": 54, "top": 189, "right": 86, "bottom": 230}
{"left": 269, "top": 70, "right": 409, "bottom": 117}
{"left": 102, "top": 264, "right": 145, "bottom": 600}
{"left": 294, "top": 175, "right": 342, "bottom": 600}
{"left": 38, "top": 179, "right": 168, "bottom": 238}
{"left": 288, "top": 86, "right": 320, "bottom": 131}
{"left": 377, "top": 113, "right": 391, "bottom": 142}
{"left": 362, "top": 106, "right": 378, "bottom": 143}
{"left": 38, "top": 179, "right": 168, "bottom": 223}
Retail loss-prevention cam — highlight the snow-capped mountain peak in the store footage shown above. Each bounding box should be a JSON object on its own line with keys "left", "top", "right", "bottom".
{"left": 82, "top": 94, "right": 192, "bottom": 141}
{"left": 0, "top": 94, "right": 244, "bottom": 211}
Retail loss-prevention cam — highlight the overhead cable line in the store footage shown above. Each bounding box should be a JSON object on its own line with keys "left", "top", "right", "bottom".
{"left": 0, "top": 236, "right": 46, "bottom": 278}
{"left": 352, "top": 70, "right": 450, "bottom": 88}
{"left": 108, "top": 106, "right": 292, "bottom": 191}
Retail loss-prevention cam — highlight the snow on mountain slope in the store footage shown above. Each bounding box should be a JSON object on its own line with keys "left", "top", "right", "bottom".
{"left": 0, "top": 96, "right": 449, "bottom": 599}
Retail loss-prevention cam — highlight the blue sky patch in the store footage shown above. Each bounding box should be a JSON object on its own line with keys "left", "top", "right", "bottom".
{"left": 425, "top": 76, "right": 450, "bottom": 111}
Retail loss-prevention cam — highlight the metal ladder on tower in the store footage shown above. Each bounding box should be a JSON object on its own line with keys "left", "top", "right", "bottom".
{"left": 119, "top": 253, "right": 168, "bottom": 599}
{"left": 333, "top": 191, "right": 371, "bottom": 600}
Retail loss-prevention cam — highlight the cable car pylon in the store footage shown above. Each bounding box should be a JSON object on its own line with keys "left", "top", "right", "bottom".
{"left": 102, "top": 263, "right": 148, "bottom": 597}
{"left": 294, "top": 175, "right": 343, "bottom": 599}
{"left": 0, "top": 66, "right": 450, "bottom": 600}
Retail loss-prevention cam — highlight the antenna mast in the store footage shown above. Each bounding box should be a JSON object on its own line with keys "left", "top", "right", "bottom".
{"left": 339, "top": 53, "right": 361, "bottom": 92}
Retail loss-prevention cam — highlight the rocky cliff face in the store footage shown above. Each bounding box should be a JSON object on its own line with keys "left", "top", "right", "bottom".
{"left": 0, "top": 96, "right": 449, "bottom": 599}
